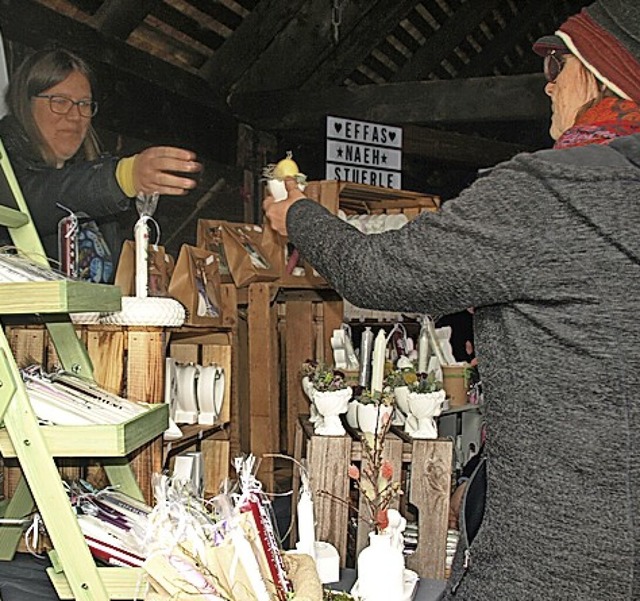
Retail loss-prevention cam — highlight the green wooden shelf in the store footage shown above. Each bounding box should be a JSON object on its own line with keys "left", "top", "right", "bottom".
{"left": 0, "top": 279, "right": 121, "bottom": 314}
{"left": 0, "top": 403, "right": 168, "bottom": 458}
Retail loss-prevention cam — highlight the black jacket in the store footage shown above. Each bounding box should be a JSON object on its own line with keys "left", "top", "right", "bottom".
{"left": 0, "top": 116, "right": 131, "bottom": 272}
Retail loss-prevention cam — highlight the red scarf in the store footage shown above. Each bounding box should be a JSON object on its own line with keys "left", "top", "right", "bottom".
{"left": 554, "top": 97, "right": 640, "bottom": 149}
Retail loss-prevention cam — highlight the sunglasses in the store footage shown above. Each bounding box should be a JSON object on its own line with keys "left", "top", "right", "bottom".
{"left": 544, "top": 51, "right": 570, "bottom": 83}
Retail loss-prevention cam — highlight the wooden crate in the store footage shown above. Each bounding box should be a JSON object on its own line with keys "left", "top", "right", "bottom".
{"left": 304, "top": 180, "right": 440, "bottom": 218}
{"left": 292, "top": 416, "right": 453, "bottom": 581}
{"left": 4, "top": 323, "right": 168, "bottom": 504}
{"left": 3, "top": 322, "right": 238, "bottom": 504}
{"left": 167, "top": 328, "right": 236, "bottom": 496}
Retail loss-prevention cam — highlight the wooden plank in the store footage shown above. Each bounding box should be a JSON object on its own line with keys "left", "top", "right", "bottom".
{"left": 126, "top": 329, "right": 165, "bottom": 403}
{"left": 456, "top": 1, "right": 558, "bottom": 79}
{"left": 303, "top": 0, "right": 418, "bottom": 90}
{"left": 200, "top": 0, "right": 310, "bottom": 92}
{"left": 169, "top": 342, "right": 200, "bottom": 364}
{"left": 405, "top": 439, "right": 452, "bottom": 580}
{"left": 0, "top": 281, "right": 120, "bottom": 314}
{"left": 322, "top": 300, "right": 344, "bottom": 366}
{"left": 247, "top": 283, "right": 278, "bottom": 489}
{"left": 85, "top": 328, "right": 125, "bottom": 396}
{"left": 7, "top": 326, "right": 46, "bottom": 367}
{"left": 393, "top": 0, "right": 504, "bottom": 81}
{"left": 284, "top": 300, "right": 314, "bottom": 454}
{"left": 201, "top": 343, "right": 232, "bottom": 424}
{"left": 202, "top": 434, "right": 230, "bottom": 497}
{"left": 355, "top": 435, "right": 403, "bottom": 557}
{"left": 235, "top": 314, "right": 249, "bottom": 456}
{"left": 126, "top": 330, "right": 165, "bottom": 505}
{"left": 307, "top": 433, "right": 352, "bottom": 566}
{"left": 93, "top": 0, "right": 161, "bottom": 39}
{"left": 229, "top": 73, "right": 550, "bottom": 131}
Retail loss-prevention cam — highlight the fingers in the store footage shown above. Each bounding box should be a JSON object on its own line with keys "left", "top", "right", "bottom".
{"left": 133, "top": 146, "right": 202, "bottom": 196}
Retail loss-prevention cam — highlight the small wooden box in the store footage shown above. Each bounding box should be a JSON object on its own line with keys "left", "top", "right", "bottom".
{"left": 304, "top": 180, "right": 440, "bottom": 218}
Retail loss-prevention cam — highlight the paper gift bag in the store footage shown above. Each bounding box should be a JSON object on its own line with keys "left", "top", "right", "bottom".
{"left": 168, "top": 245, "right": 223, "bottom": 326}
{"left": 221, "top": 223, "right": 280, "bottom": 287}
{"left": 196, "top": 219, "right": 245, "bottom": 284}
{"left": 261, "top": 222, "right": 326, "bottom": 287}
{"left": 114, "top": 240, "right": 175, "bottom": 297}
{"left": 144, "top": 549, "right": 228, "bottom": 601}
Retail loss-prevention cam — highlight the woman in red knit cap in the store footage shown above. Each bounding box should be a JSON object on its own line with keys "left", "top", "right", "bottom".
{"left": 266, "top": 1, "right": 640, "bottom": 599}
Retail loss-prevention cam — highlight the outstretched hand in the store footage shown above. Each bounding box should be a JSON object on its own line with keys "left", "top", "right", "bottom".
{"left": 263, "top": 178, "right": 306, "bottom": 236}
{"left": 133, "top": 146, "right": 202, "bottom": 196}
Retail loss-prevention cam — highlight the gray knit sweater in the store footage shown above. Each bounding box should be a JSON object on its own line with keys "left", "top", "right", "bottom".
{"left": 287, "top": 134, "right": 640, "bottom": 600}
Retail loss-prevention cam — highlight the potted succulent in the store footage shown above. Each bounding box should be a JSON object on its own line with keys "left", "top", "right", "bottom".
{"left": 406, "top": 371, "right": 445, "bottom": 439}
{"left": 384, "top": 357, "right": 417, "bottom": 421}
{"left": 300, "top": 361, "right": 352, "bottom": 436}
{"left": 354, "top": 387, "right": 395, "bottom": 435}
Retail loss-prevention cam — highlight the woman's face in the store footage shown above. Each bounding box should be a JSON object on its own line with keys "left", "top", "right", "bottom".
{"left": 31, "top": 70, "right": 92, "bottom": 166}
{"left": 544, "top": 55, "right": 601, "bottom": 140}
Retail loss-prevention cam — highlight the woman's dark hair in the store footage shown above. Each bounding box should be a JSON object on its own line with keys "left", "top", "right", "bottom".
{"left": 6, "top": 48, "right": 99, "bottom": 166}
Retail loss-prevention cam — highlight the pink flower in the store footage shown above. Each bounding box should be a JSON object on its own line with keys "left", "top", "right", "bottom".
{"left": 375, "top": 509, "right": 389, "bottom": 531}
{"left": 348, "top": 464, "right": 360, "bottom": 480}
{"left": 380, "top": 460, "right": 393, "bottom": 481}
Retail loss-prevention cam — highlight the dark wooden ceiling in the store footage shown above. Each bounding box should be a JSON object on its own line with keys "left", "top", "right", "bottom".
{"left": 0, "top": 0, "right": 591, "bottom": 196}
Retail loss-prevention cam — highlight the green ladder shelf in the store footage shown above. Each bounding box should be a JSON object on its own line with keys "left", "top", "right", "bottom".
{"left": 0, "top": 139, "right": 168, "bottom": 600}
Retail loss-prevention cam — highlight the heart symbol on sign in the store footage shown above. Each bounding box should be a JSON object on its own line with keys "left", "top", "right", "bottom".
{"left": 334, "top": 123, "right": 343, "bottom": 133}
{"left": 389, "top": 132, "right": 396, "bottom": 142}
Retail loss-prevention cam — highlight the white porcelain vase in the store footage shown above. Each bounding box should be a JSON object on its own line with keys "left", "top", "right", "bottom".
{"left": 407, "top": 389, "right": 445, "bottom": 439}
{"left": 302, "top": 376, "right": 322, "bottom": 424}
{"left": 312, "top": 387, "right": 352, "bottom": 435}
{"left": 354, "top": 532, "right": 404, "bottom": 601}
{"left": 357, "top": 403, "right": 394, "bottom": 435}
{"left": 345, "top": 399, "right": 360, "bottom": 429}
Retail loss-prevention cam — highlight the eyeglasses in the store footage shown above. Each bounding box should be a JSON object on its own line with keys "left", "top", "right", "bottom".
{"left": 33, "top": 94, "right": 98, "bottom": 118}
{"left": 543, "top": 51, "right": 569, "bottom": 83}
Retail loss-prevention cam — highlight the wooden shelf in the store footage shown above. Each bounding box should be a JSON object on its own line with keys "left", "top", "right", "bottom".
{"left": 0, "top": 280, "right": 121, "bottom": 314}
{"left": 163, "top": 421, "right": 229, "bottom": 456}
{"left": 0, "top": 403, "right": 168, "bottom": 458}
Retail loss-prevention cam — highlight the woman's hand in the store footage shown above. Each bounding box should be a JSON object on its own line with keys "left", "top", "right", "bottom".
{"left": 263, "top": 178, "right": 306, "bottom": 236}
{"left": 133, "top": 146, "right": 202, "bottom": 196}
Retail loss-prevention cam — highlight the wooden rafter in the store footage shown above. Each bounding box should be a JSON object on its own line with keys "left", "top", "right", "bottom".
{"left": 229, "top": 73, "right": 550, "bottom": 130}
{"left": 199, "top": 0, "right": 309, "bottom": 92}
{"left": 301, "top": 0, "right": 419, "bottom": 90}
{"left": 455, "top": 0, "right": 558, "bottom": 78}
{"left": 93, "top": 0, "right": 161, "bottom": 39}
{"left": 392, "top": 0, "right": 505, "bottom": 81}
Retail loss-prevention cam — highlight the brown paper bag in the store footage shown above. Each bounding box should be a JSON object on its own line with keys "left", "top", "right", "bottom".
{"left": 221, "top": 223, "right": 280, "bottom": 287}
{"left": 114, "top": 240, "right": 174, "bottom": 297}
{"left": 168, "top": 245, "right": 223, "bottom": 326}
{"left": 196, "top": 219, "right": 248, "bottom": 284}
{"left": 261, "top": 222, "right": 326, "bottom": 287}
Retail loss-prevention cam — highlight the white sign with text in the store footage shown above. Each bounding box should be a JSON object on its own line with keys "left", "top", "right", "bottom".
{"left": 326, "top": 116, "right": 402, "bottom": 189}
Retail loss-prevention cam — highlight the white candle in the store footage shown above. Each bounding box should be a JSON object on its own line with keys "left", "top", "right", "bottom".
{"left": 418, "top": 325, "right": 429, "bottom": 373}
{"left": 296, "top": 489, "right": 316, "bottom": 559}
{"left": 370, "top": 329, "right": 386, "bottom": 393}
{"left": 134, "top": 217, "right": 149, "bottom": 298}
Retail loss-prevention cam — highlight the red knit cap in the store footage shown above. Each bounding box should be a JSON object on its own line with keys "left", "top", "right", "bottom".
{"left": 556, "top": 1, "right": 640, "bottom": 102}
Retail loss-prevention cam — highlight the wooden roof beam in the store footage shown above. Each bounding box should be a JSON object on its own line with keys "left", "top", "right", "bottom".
{"left": 301, "top": 0, "right": 419, "bottom": 90}
{"left": 229, "top": 73, "right": 550, "bottom": 130}
{"left": 392, "top": 0, "right": 505, "bottom": 81}
{"left": 93, "top": 0, "right": 161, "bottom": 40}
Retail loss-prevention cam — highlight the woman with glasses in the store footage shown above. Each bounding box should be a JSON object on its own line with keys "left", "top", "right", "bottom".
{"left": 0, "top": 48, "right": 201, "bottom": 276}
{"left": 265, "top": 1, "right": 640, "bottom": 599}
